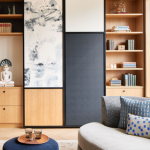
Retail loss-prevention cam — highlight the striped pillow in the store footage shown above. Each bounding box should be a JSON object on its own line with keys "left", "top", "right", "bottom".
{"left": 118, "top": 96, "right": 150, "bottom": 129}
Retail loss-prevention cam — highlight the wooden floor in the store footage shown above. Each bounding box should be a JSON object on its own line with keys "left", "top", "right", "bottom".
{"left": 0, "top": 128, "right": 79, "bottom": 140}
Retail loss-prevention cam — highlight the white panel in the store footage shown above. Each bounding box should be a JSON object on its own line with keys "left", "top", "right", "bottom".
{"left": 24, "top": 0, "right": 63, "bottom": 88}
{"left": 66, "top": 0, "right": 104, "bottom": 32}
{"left": 0, "top": 36, "right": 23, "bottom": 86}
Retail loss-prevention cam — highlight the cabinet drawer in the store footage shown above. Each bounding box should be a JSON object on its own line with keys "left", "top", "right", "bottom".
{"left": 106, "top": 88, "right": 143, "bottom": 97}
{"left": 0, "top": 89, "right": 5, "bottom": 105}
{"left": 0, "top": 106, "right": 23, "bottom": 123}
{"left": 2, "top": 88, "right": 23, "bottom": 106}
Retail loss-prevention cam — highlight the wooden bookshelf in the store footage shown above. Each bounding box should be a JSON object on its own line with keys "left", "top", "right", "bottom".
{"left": 106, "top": 13, "right": 143, "bottom": 18}
{"left": 106, "top": 50, "right": 143, "bottom": 52}
{"left": 106, "top": 0, "right": 144, "bottom": 96}
{"left": 0, "top": 14, "right": 23, "bottom": 19}
{"left": 0, "top": 33, "right": 23, "bottom": 36}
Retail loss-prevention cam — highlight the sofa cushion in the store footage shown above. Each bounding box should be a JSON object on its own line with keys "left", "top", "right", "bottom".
{"left": 118, "top": 96, "right": 150, "bottom": 129}
{"left": 78, "top": 122, "right": 150, "bottom": 150}
{"left": 101, "top": 96, "right": 150, "bottom": 128}
{"left": 126, "top": 113, "right": 150, "bottom": 138}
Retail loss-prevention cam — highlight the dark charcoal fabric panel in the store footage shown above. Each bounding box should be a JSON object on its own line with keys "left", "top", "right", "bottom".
{"left": 66, "top": 33, "right": 104, "bottom": 126}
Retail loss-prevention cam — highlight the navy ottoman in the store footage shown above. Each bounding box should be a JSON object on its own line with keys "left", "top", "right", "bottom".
{"left": 3, "top": 137, "right": 59, "bottom": 150}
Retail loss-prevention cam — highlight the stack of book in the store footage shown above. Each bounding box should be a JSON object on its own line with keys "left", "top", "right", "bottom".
{"left": 0, "top": 23, "right": 12, "bottom": 33}
{"left": 109, "top": 78, "right": 121, "bottom": 86}
{"left": 121, "top": 62, "right": 136, "bottom": 68}
{"left": 107, "top": 39, "right": 115, "bottom": 50}
{"left": 122, "top": 73, "right": 136, "bottom": 86}
{"left": 126, "top": 39, "right": 134, "bottom": 50}
{"left": 111, "top": 26, "right": 131, "bottom": 32}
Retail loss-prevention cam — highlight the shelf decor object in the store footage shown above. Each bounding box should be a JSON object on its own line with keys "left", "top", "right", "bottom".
{"left": 0, "top": 59, "right": 14, "bottom": 87}
{"left": 24, "top": 0, "right": 63, "bottom": 88}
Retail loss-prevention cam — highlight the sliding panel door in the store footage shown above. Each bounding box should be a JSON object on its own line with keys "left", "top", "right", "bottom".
{"left": 24, "top": 0, "right": 63, "bottom": 126}
{"left": 65, "top": 33, "right": 104, "bottom": 126}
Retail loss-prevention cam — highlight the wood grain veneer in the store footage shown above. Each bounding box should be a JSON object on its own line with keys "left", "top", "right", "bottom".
{"left": 25, "top": 89, "right": 63, "bottom": 126}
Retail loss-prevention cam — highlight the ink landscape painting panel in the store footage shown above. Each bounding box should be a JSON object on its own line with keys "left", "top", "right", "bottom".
{"left": 24, "top": 0, "right": 63, "bottom": 88}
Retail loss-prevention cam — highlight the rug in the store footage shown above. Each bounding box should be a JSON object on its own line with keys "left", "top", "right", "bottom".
{"left": 0, "top": 140, "right": 78, "bottom": 150}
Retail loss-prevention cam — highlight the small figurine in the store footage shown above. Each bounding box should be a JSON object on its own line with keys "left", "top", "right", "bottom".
{"left": 0, "top": 59, "right": 14, "bottom": 87}
{"left": 114, "top": 0, "right": 127, "bottom": 14}
{"left": 13, "top": 4, "right": 16, "bottom": 14}
{"left": 8, "top": 6, "right": 11, "bottom": 14}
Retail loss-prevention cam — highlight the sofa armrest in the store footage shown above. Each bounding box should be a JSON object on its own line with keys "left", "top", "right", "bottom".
{"left": 101, "top": 96, "right": 121, "bottom": 128}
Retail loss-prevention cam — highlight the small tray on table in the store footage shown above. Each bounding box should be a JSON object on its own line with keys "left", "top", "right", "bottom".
{"left": 18, "top": 133, "right": 49, "bottom": 144}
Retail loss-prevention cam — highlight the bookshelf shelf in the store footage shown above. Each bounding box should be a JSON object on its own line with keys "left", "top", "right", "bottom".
{"left": 106, "top": 14, "right": 143, "bottom": 18}
{"left": 106, "top": 86, "right": 143, "bottom": 89}
{"left": 106, "top": 68, "right": 143, "bottom": 70}
{"left": 0, "top": 0, "right": 22, "bottom": 1}
{"left": 0, "top": 14, "right": 23, "bottom": 19}
{"left": 106, "top": 32, "right": 143, "bottom": 35}
{"left": 106, "top": 50, "right": 143, "bottom": 52}
{"left": 0, "top": 86, "right": 23, "bottom": 89}
{"left": 0, "top": 33, "right": 23, "bottom": 36}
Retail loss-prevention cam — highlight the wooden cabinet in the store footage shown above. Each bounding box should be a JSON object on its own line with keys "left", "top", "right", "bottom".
{"left": 106, "top": 86, "right": 143, "bottom": 97}
{"left": 0, "top": 87, "right": 23, "bottom": 125}
{"left": 25, "top": 89, "right": 63, "bottom": 126}
{"left": 2, "top": 88, "right": 23, "bottom": 105}
{"left": 0, "top": 106, "right": 23, "bottom": 123}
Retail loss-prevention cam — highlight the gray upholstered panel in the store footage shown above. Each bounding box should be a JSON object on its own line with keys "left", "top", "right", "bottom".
{"left": 66, "top": 33, "right": 104, "bottom": 126}
{"left": 101, "top": 96, "right": 150, "bottom": 128}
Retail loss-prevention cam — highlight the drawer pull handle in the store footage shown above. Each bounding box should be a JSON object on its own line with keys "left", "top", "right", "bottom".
{"left": 3, "top": 91, "right": 5, "bottom": 93}
{"left": 3, "top": 108, "right": 5, "bottom": 110}
{"left": 123, "top": 90, "right": 125, "bottom": 92}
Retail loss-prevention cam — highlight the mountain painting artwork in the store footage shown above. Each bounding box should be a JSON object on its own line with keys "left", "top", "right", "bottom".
{"left": 24, "top": 0, "right": 63, "bottom": 87}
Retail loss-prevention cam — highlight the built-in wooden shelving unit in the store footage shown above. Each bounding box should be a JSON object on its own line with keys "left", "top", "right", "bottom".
{"left": 106, "top": 0, "right": 144, "bottom": 96}
{"left": 0, "top": 14, "right": 23, "bottom": 19}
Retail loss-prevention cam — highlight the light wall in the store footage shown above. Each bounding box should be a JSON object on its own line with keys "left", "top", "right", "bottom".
{"left": 0, "top": 36, "right": 23, "bottom": 86}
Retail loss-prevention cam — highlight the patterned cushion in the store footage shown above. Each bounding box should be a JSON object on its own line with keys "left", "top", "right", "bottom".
{"left": 118, "top": 96, "right": 150, "bottom": 129}
{"left": 126, "top": 114, "right": 150, "bottom": 138}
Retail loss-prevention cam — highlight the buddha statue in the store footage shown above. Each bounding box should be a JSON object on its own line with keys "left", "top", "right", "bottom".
{"left": 0, "top": 59, "right": 14, "bottom": 87}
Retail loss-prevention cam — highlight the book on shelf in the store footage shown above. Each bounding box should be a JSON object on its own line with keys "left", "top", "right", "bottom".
{"left": 107, "top": 39, "right": 115, "bottom": 50}
{"left": 121, "top": 62, "right": 136, "bottom": 68}
{"left": 0, "top": 23, "right": 12, "bottom": 33}
{"left": 126, "top": 39, "right": 134, "bottom": 50}
{"left": 112, "top": 26, "right": 131, "bottom": 32}
{"left": 122, "top": 73, "right": 136, "bottom": 86}
{"left": 112, "top": 26, "right": 129, "bottom": 30}
{"left": 109, "top": 79, "right": 121, "bottom": 86}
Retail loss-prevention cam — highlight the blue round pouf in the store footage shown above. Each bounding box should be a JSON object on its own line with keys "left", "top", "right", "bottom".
{"left": 3, "top": 137, "right": 59, "bottom": 150}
